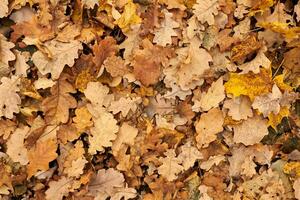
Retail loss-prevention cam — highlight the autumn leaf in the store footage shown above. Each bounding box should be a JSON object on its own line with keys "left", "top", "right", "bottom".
{"left": 223, "top": 96, "right": 253, "bottom": 120}
{"left": 27, "top": 139, "right": 58, "bottom": 178}
{"left": 0, "top": 0, "right": 8, "bottom": 18}
{"left": 267, "top": 106, "right": 289, "bottom": 129}
{"left": 0, "top": 34, "right": 16, "bottom": 76}
{"left": 32, "top": 40, "right": 82, "bottom": 79}
{"left": 115, "top": 1, "right": 141, "bottom": 31}
{"left": 42, "top": 75, "right": 77, "bottom": 124}
{"left": 45, "top": 176, "right": 72, "bottom": 200}
{"left": 224, "top": 68, "right": 273, "bottom": 101}
{"left": 193, "top": 0, "right": 219, "bottom": 25}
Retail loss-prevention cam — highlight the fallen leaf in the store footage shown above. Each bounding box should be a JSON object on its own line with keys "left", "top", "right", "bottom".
{"left": 223, "top": 96, "right": 253, "bottom": 120}
{"left": 0, "top": 34, "right": 16, "bottom": 76}
{"left": 32, "top": 40, "right": 82, "bottom": 79}
{"left": 27, "top": 139, "right": 58, "bottom": 178}
{"left": 108, "top": 96, "right": 142, "bottom": 117}
{"left": 115, "top": 1, "right": 141, "bottom": 31}
{"left": 195, "top": 108, "right": 224, "bottom": 148}
{"left": 193, "top": 0, "right": 219, "bottom": 25}
{"left": 267, "top": 106, "right": 289, "bottom": 129}
{"left": 233, "top": 115, "right": 269, "bottom": 146}
{"left": 45, "top": 176, "right": 72, "bottom": 200}
{"left": 178, "top": 141, "right": 203, "bottom": 170}
{"left": 0, "top": 0, "right": 8, "bottom": 18}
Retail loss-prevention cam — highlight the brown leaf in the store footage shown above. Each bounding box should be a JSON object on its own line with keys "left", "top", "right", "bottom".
{"left": 42, "top": 74, "right": 77, "bottom": 124}
{"left": 103, "top": 55, "right": 129, "bottom": 77}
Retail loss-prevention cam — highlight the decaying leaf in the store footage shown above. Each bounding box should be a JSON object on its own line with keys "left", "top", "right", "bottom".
{"left": 0, "top": 34, "right": 16, "bottom": 76}
{"left": 223, "top": 96, "right": 253, "bottom": 120}
{"left": 193, "top": 0, "right": 219, "bottom": 25}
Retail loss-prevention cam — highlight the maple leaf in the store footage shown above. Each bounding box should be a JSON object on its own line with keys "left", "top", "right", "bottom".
{"left": 42, "top": 75, "right": 77, "bottom": 124}
{"left": 88, "top": 110, "right": 119, "bottom": 155}
{"left": 233, "top": 115, "right": 268, "bottom": 146}
{"left": 153, "top": 10, "right": 179, "bottom": 47}
{"left": 198, "top": 77, "right": 225, "bottom": 111}
{"left": 0, "top": 75, "right": 21, "bottom": 119}
{"left": 0, "top": 0, "right": 8, "bottom": 18}
{"left": 178, "top": 141, "right": 203, "bottom": 170}
{"left": 6, "top": 126, "right": 29, "bottom": 165}
{"left": 45, "top": 176, "right": 72, "bottom": 200}
{"left": 0, "top": 34, "right": 16, "bottom": 76}
{"left": 193, "top": 0, "right": 219, "bottom": 25}
{"left": 27, "top": 139, "right": 58, "bottom": 178}
{"left": 32, "top": 40, "right": 82, "bottom": 79}
{"left": 195, "top": 108, "right": 224, "bottom": 148}
{"left": 158, "top": 149, "right": 184, "bottom": 181}
{"left": 252, "top": 84, "right": 282, "bottom": 117}
{"left": 115, "top": 1, "right": 141, "bottom": 31}
{"left": 224, "top": 68, "right": 273, "bottom": 101}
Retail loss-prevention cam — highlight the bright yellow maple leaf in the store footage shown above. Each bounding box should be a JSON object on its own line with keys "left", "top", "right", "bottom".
{"left": 115, "top": 1, "right": 141, "bottom": 31}
{"left": 283, "top": 162, "right": 300, "bottom": 177}
{"left": 258, "top": 22, "right": 300, "bottom": 39}
{"left": 224, "top": 68, "right": 273, "bottom": 101}
{"left": 267, "top": 106, "right": 289, "bottom": 129}
{"left": 274, "top": 74, "right": 293, "bottom": 92}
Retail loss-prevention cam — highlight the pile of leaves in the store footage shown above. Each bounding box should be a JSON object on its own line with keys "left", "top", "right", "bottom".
{"left": 0, "top": 0, "right": 300, "bottom": 199}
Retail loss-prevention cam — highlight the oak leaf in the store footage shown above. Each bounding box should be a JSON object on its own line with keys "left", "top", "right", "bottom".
{"left": 108, "top": 96, "right": 142, "bottom": 117}
{"left": 193, "top": 0, "right": 219, "bottom": 25}
{"left": 178, "top": 141, "right": 203, "bottom": 170}
{"left": 198, "top": 77, "right": 225, "bottom": 111}
{"left": 14, "top": 50, "right": 30, "bottom": 77}
{"left": 0, "top": 34, "right": 16, "bottom": 76}
{"left": 45, "top": 176, "right": 72, "bottom": 200}
{"left": 224, "top": 68, "right": 273, "bottom": 101}
{"left": 6, "top": 126, "right": 30, "bottom": 165}
{"left": 32, "top": 40, "right": 82, "bottom": 79}
{"left": 88, "top": 111, "right": 119, "bottom": 155}
{"left": 294, "top": 178, "right": 300, "bottom": 200}
{"left": 233, "top": 115, "right": 268, "bottom": 146}
{"left": 82, "top": 0, "right": 99, "bottom": 8}
{"left": 0, "top": 119, "right": 16, "bottom": 140}
{"left": 73, "top": 106, "right": 93, "bottom": 133}
{"left": 104, "top": 55, "right": 128, "bottom": 77}
{"left": 238, "top": 49, "right": 271, "bottom": 74}
{"left": 153, "top": 10, "right": 179, "bottom": 47}
{"left": 27, "top": 139, "right": 58, "bottom": 178}
{"left": 0, "top": 0, "right": 8, "bottom": 18}
{"left": 195, "top": 108, "right": 224, "bottom": 148}
{"left": 159, "top": 0, "right": 186, "bottom": 10}
{"left": 158, "top": 149, "right": 184, "bottom": 181}
{"left": 0, "top": 75, "right": 21, "bottom": 119}
{"left": 41, "top": 75, "right": 77, "bottom": 124}
{"left": 84, "top": 81, "right": 112, "bottom": 108}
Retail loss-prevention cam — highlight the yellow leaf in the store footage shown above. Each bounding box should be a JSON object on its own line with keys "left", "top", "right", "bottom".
{"left": 283, "top": 162, "right": 300, "bottom": 177}
{"left": 249, "top": 0, "right": 275, "bottom": 16}
{"left": 27, "top": 139, "right": 58, "bottom": 178}
{"left": 267, "top": 106, "right": 289, "bottom": 129}
{"left": 73, "top": 107, "right": 93, "bottom": 133}
{"left": 258, "top": 22, "right": 300, "bottom": 39}
{"left": 224, "top": 69, "right": 273, "bottom": 101}
{"left": 115, "top": 1, "right": 141, "bottom": 31}
{"left": 274, "top": 74, "right": 293, "bottom": 92}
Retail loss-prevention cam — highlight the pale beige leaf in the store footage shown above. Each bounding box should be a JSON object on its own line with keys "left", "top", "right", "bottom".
{"left": 0, "top": 34, "right": 16, "bottom": 76}
{"left": 195, "top": 108, "right": 224, "bottom": 148}
{"left": 14, "top": 50, "right": 30, "bottom": 77}
{"left": 6, "top": 126, "right": 29, "bottom": 165}
{"left": 0, "top": 76, "right": 21, "bottom": 119}
{"left": 193, "top": 0, "right": 219, "bottom": 25}
{"left": 32, "top": 40, "right": 82, "bottom": 79}
{"left": 88, "top": 168, "right": 124, "bottom": 197}
{"left": 233, "top": 115, "right": 268, "bottom": 146}
{"left": 108, "top": 97, "right": 141, "bottom": 117}
{"left": 112, "top": 123, "right": 138, "bottom": 155}
{"left": 238, "top": 49, "right": 271, "bottom": 74}
{"left": 65, "top": 157, "right": 87, "bottom": 178}
{"left": 88, "top": 111, "right": 119, "bottom": 155}
{"left": 153, "top": 10, "right": 179, "bottom": 47}
{"left": 158, "top": 149, "right": 184, "bottom": 181}
{"left": 45, "top": 176, "right": 72, "bottom": 200}
{"left": 295, "top": 2, "right": 300, "bottom": 22}
{"left": 110, "top": 187, "right": 137, "bottom": 200}
{"left": 252, "top": 84, "right": 282, "bottom": 117}
{"left": 178, "top": 141, "right": 203, "bottom": 170}
{"left": 84, "top": 82, "right": 112, "bottom": 108}
{"left": 223, "top": 96, "right": 253, "bottom": 120}
{"left": 200, "top": 155, "right": 225, "bottom": 171}
{"left": 82, "top": 0, "right": 99, "bottom": 9}
{"left": 34, "top": 77, "right": 55, "bottom": 89}
{"left": 0, "top": 0, "right": 8, "bottom": 18}
{"left": 198, "top": 77, "right": 225, "bottom": 111}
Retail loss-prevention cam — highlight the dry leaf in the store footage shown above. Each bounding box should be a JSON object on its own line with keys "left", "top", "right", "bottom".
{"left": 108, "top": 96, "right": 142, "bottom": 117}
{"left": 158, "top": 149, "right": 184, "bottom": 181}
{"left": 82, "top": 0, "right": 99, "bottom": 8}
{"left": 0, "top": 34, "right": 16, "bottom": 76}
{"left": 73, "top": 106, "right": 93, "bottom": 133}
{"left": 27, "top": 139, "right": 58, "bottom": 178}
{"left": 0, "top": 75, "right": 21, "bottom": 119}
{"left": 178, "top": 141, "right": 203, "bottom": 170}
{"left": 195, "top": 108, "right": 224, "bottom": 148}
{"left": 104, "top": 55, "right": 128, "bottom": 78}
{"left": 6, "top": 126, "right": 29, "bottom": 165}
{"left": 32, "top": 40, "right": 82, "bottom": 79}
{"left": 223, "top": 96, "right": 253, "bottom": 120}
{"left": 115, "top": 1, "right": 141, "bottom": 31}
{"left": 252, "top": 84, "right": 282, "bottom": 117}
{"left": 0, "top": 0, "right": 8, "bottom": 18}
{"left": 14, "top": 50, "right": 30, "bottom": 77}
{"left": 193, "top": 0, "right": 219, "bottom": 25}
{"left": 233, "top": 115, "right": 268, "bottom": 146}
{"left": 42, "top": 75, "right": 77, "bottom": 124}
{"left": 294, "top": 178, "right": 300, "bottom": 200}
{"left": 84, "top": 82, "right": 112, "bottom": 108}
{"left": 88, "top": 110, "right": 119, "bottom": 155}
{"left": 45, "top": 176, "right": 72, "bottom": 200}
{"left": 198, "top": 77, "right": 225, "bottom": 111}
